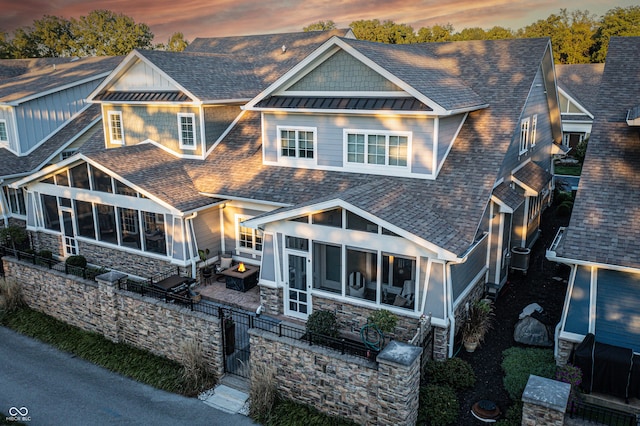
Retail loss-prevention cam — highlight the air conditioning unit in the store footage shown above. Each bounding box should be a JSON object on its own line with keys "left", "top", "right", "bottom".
{"left": 511, "top": 246, "right": 531, "bottom": 274}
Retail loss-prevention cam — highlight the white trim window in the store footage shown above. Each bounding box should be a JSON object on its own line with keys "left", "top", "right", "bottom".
{"left": 528, "top": 192, "right": 543, "bottom": 223}
{"left": 278, "top": 126, "right": 315, "bottom": 159}
{"left": 345, "top": 130, "right": 410, "bottom": 168}
{"left": 0, "top": 120, "right": 8, "bottom": 145}
{"left": 108, "top": 111, "right": 124, "bottom": 145}
{"left": 236, "top": 215, "right": 263, "bottom": 253}
{"left": 519, "top": 118, "right": 530, "bottom": 154}
{"left": 178, "top": 113, "right": 196, "bottom": 149}
{"left": 3, "top": 187, "right": 26, "bottom": 216}
{"left": 530, "top": 115, "right": 538, "bottom": 149}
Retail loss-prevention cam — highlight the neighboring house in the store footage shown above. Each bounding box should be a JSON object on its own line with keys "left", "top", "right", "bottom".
{"left": 547, "top": 37, "right": 640, "bottom": 362}
{"left": 555, "top": 63, "right": 604, "bottom": 150}
{"left": 0, "top": 56, "right": 121, "bottom": 227}
{"left": 14, "top": 34, "right": 562, "bottom": 358}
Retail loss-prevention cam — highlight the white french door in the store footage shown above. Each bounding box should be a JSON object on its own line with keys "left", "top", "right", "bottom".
{"left": 284, "top": 250, "right": 311, "bottom": 319}
{"left": 61, "top": 209, "right": 78, "bottom": 257}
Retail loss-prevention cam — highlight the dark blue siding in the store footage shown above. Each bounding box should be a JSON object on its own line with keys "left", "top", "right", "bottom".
{"left": 451, "top": 237, "right": 488, "bottom": 301}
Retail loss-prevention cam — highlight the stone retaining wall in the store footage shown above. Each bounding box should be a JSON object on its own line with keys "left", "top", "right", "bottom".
{"left": 250, "top": 328, "right": 421, "bottom": 425}
{"left": 3, "top": 257, "right": 224, "bottom": 376}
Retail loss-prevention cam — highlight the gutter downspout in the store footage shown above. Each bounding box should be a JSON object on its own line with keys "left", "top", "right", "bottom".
{"left": 184, "top": 212, "right": 198, "bottom": 278}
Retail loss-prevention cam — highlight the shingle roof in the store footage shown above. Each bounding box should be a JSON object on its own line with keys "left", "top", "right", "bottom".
{"left": 555, "top": 37, "right": 640, "bottom": 269}
{"left": 130, "top": 30, "right": 353, "bottom": 102}
{"left": 0, "top": 56, "right": 122, "bottom": 104}
{"left": 0, "top": 105, "right": 102, "bottom": 178}
{"left": 555, "top": 63, "right": 604, "bottom": 115}
{"left": 84, "top": 144, "right": 215, "bottom": 212}
{"left": 80, "top": 37, "right": 550, "bottom": 256}
{"left": 512, "top": 161, "right": 552, "bottom": 194}
{"left": 492, "top": 182, "right": 525, "bottom": 212}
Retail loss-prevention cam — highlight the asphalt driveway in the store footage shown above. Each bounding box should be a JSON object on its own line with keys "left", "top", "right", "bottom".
{"left": 0, "top": 326, "right": 257, "bottom": 426}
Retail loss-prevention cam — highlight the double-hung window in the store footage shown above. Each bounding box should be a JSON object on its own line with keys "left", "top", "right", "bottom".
{"left": 0, "top": 120, "right": 8, "bottom": 146}
{"left": 108, "top": 111, "right": 124, "bottom": 145}
{"left": 530, "top": 115, "right": 538, "bottom": 149}
{"left": 346, "top": 130, "right": 409, "bottom": 167}
{"left": 236, "top": 215, "right": 263, "bottom": 253}
{"left": 178, "top": 113, "right": 196, "bottom": 149}
{"left": 519, "top": 118, "right": 530, "bottom": 154}
{"left": 279, "top": 127, "right": 315, "bottom": 160}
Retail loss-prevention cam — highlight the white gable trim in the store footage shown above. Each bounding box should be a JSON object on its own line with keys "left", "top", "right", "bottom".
{"left": 241, "top": 199, "right": 460, "bottom": 261}
{"left": 558, "top": 87, "right": 594, "bottom": 118}
{"left": 87, "top": 50, "right": 200, "bottom": 103}
{"left": 11, "top": 154, "right": 183, "bottom": 215}
{"left": 244, "top": 37, "right": 450, "bottom": 115}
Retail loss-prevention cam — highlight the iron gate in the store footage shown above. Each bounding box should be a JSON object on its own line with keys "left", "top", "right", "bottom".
{"left": 219, "top": 306, "right": 252, "bottom": 378}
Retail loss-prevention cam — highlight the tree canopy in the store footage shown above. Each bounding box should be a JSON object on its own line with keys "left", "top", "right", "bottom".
{"left": 1, "top": 9, "right": 157, "bottom": 58}
{"left": 304, "top": 6, "right": 640, "bottom": 63}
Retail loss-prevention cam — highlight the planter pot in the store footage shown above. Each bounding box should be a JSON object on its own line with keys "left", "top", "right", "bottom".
{"left": 463, "top": 337, "right": 479, "bottom": 353}
{"left": 202, "top": 267, "right": 213, "bottom": 279}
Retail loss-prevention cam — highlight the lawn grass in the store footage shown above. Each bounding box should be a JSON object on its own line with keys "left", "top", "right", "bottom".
{"left": 554, "top": 164, "right": 582, "bottom": 176}
{"left": 1, "top": 307, "right": 192, "bottom": 395}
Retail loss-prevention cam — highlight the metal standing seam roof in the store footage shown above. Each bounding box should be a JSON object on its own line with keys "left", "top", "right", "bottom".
{"left": 94, "top": 91, "right": 191, "bottom": 102}
{"left": 555, "top": 37, "right": 640, "bottom": 269}
{"left": 256, "top": 96, "right": 432, "bottom": 111}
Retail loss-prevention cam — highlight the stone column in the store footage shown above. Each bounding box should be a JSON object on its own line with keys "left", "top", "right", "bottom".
{"left": 521, "top": 375, "right": 570, "bottom": 426}
{"left": 376, "top": 341, "right": 422, "bottom": 426}
{"left": 95, "top": 271, "right": 127, "bottom": 343}
{"left": 555, "top": 338, "right": 575, "bottom": 366}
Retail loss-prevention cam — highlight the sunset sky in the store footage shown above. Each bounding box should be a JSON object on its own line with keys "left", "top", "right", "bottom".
{"left": 0, "top": 0, "right": 635, "bottom": 44}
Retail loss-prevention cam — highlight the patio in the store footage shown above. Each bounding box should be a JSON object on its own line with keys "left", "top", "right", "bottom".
{"left": 196, "top": 274, "right": 261, "bottom": 312}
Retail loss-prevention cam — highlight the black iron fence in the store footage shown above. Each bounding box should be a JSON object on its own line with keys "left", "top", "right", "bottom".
{"left": 4, "top": 246, "right": 383, "bottom": 362}
{"left": 568, "top": 399, "right": 639, "bottom": 426}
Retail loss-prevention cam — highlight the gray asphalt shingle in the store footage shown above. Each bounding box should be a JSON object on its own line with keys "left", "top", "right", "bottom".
{"left": 555, "top": 37, "right": 640, "bottom": 269}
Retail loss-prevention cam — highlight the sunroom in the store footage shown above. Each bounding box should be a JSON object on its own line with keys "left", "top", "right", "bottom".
{"left": 13, "top": 156, "right": 200, "bottom": 274}
{"left": 244, "top": 201, "right": 459, "bottom": 321}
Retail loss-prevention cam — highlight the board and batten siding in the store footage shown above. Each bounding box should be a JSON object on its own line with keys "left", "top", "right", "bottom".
{"left": 424, "top": 261, "right": 446, "bottom": 320}
{"left": 499, "top": 66, "right": 555, "bottom": 180}
{"left": 15, "top": 80, "right": 99, "bottom": 154}
{"left": 192, "top": 206, "right": 221, "bottom": 258}
{"left": 262, "top": 112, "right": 435, "bottom": 175}
{"left": 111, "top": 58, "right": 176, "bottom": 91}
{"left": 103, "top": 104, "right": 202, "bottom": 156}
{"left": 450, "top": 236, "right": 488, "bottom": 302}
{"left": 436, "top": 115, "right": 464, "bottom": 171}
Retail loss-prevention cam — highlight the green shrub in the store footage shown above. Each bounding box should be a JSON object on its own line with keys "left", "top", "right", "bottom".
{"left": 36, "top": 250, "right": 54, "bottom": 266}
{"left": 425, "top": 358, "right": 476, "bottom": 391}
{"left": 305, "top": 310, "right": 339, "bottom": 338}
{"left": 496, "top": 401, "right": 523, "bottom": 426}
{"left": 65, "top": 255, "right": 87, "bottom": 268}
{"left": 418, "top": 384, "right": 459, "bottom": 426}
{"left": 264, "top": 399, "right": 357, "bottom": 425}
{"left": 367, "top": 309, "right": 398, "bottom": 334}
{"left": 554, "top": 190, "right": 573, "bottom": 204}
{"left": 0, "top": 225, "right": 29, "bottom": 251}
{"left": 501, "top": 347, "right": 556, "bottom": 400}
{"left": 555, "top": 200, "right": 573, "bottom": 217}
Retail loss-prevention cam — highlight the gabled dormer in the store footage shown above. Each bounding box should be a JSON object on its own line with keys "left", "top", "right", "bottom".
{"left": 245, "top": 37, "right": 488, "bottom": 180}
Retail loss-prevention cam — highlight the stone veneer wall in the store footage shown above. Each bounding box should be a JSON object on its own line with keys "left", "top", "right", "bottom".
{"left": 3, "top": 257, "right": 224, "bottom": 376}
{"left": 259, "top": 285, "right": 283, "bottom": 316}
{"left": 521, "top": 375, "right": 570, "bottom": 426}
{"left": 313, "top": 295, "right": 420, "bottom": 343}
{"left": 250, "top": 329, "right": 421, "bottom": 425}
{"left": 29, "top": 230, "right": 179, "bottom": 278}
{"left": 556, "top": 338, "right": 575, "bottom": 366}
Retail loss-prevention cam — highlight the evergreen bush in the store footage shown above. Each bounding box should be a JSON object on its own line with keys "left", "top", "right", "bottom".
{"left": 425, "top": 357, "right": 476, "bottom": 390}
{"left": 418, "top": 384, "right": 459, "bottom": 426}
{"left": 501, "top": 347, "right": 556, "bottom": 400}
{"left": 305, "top": 310, "right": 339, "bottom": 338}
{"left": 65, "top": 255, "right": 87, "bottom": 268}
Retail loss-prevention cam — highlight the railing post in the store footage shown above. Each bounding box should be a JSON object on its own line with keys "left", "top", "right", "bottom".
{"left": 249, "top": 315, "right": 254, "bottom": 329}
{"left": 278, "top": 323, "right": 282, "bottom": 337}
{"left": 341, "top": 338, "right": 345, "bottom": 355}
{"left": 65, "top": 263, "right": 69, "bottom": 275}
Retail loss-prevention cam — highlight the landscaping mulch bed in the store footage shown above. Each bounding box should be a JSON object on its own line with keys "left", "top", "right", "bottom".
{"left": 455, "top": 204, "right": 571, "bottom": 424}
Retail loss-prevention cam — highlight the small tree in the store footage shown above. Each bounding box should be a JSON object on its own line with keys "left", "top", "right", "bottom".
{"left": 305, "top": 310, "right": 339, "bottom": 338}
{"left": 0, "top": 225, "right": 28, "bottom": 252}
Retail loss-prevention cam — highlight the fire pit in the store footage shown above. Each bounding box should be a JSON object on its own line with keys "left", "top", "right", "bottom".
{"left": 220, "top": 262, "right": 258, "bottom": 292}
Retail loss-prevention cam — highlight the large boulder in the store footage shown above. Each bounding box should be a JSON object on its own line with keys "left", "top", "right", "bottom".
{"left": 514, "top": 315, "right": 553, "bottom": 347}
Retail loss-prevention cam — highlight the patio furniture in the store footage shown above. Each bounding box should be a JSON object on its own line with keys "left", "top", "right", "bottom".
{"left": 220, "top": 263, "right": 259, "bottom": 292}
{"left": 348, "top": 271, "right": 366, "bottom": 298}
